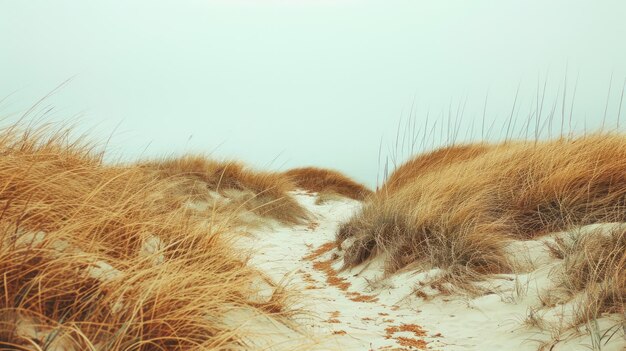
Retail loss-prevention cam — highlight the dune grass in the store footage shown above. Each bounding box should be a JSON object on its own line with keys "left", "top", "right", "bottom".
{"left": 284, "top": 167, "right": 373, "bottom": 201}
{"left": 0, "top": 125, "right": 294, "bottom": 350}
{"left": 379, "top": 144, "right": 492, "bottom": 194}
{"left": 544, "top": 225, "right": 625, "bottom": 330}
{"left": 339, "top": 134, "right": 626, "bottom": 283}
{"left": 141, "top": 155, "right": 309, "bottom": 225}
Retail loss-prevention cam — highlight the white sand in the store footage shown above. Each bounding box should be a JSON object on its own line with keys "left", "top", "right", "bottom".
{"left": 10, "top": 192, "right": 623, "bottom": 350}
{"left": 244, "top": 191, "right": 626, "bottom": 351}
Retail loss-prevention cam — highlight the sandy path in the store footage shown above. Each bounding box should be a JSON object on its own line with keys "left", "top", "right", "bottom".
{"left": 245, "top": 192, "right": 625, "bottom": 351}
{"left": 247, "top": 192, "right": 445, "bottom": 350}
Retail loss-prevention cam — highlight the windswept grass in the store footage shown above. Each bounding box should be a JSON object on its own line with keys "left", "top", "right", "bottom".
{"left": 380, "top": 144, "right": 492, "bottom": 194}
{"left": 284, "top": 167, "right": 373, "bottom": 201}
{"left": 142, "top": 155, "right": 309, "bottom": 224}
{"left": 339, "top": 134, "right": 626, "bottom": 283}
{"left": 0, "top": 124, "right": 293, "bottom": 350}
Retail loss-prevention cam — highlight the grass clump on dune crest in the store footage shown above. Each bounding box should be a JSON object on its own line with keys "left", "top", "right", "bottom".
{"left": 141, "top": 155, "right": 309, "bottom": 224}
{"left": 339, "top": 134, "right": 626, "bottom": 284}
{"left": 380, "top": 143, "right": 492, "bottom": 194}
{"left": 284, "top": 167, "right": 373, "bottom": 201}
{"left": 0, "top": 124, "right": 294, "bottom": 350}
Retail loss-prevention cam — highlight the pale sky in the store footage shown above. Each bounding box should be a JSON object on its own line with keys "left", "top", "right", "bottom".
{"left": 1, "top": 0, "right": 626, "bottom": 187}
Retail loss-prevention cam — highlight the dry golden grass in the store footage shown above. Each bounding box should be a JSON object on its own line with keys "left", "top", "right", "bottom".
{"left": 141, "top": 155, "right": 309, "bottom": 224}
{"left": 284, "top": 167, "right": 372, "bottom": 201}
{"left": 339, "top": 134, "right": 626, "bottom": 282}
{"left": 545, "top": 225, "right": 625, "bottom": 328}
{"left": 380, "top": 143, "right": 492, "bottom": 194}
{"left": 0, "top": 124, "right": 293, "bottom": 350}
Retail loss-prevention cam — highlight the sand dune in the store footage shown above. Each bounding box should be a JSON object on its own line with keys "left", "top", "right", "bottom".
{"left": 1, "top": 124, "right": 623, "bottom": 350}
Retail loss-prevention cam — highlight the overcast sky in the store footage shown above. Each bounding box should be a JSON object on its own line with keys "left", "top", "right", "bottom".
{"left": 2, "top": 0, "right": 626, "bottom": 187}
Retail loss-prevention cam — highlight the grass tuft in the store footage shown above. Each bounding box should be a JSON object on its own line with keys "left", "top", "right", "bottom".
{"left": 284, "top": 167, "right": 372, "bottom": 201}
{"left": 548, "top": 225, "right": 625, "bottom": 329}
{"left": 141, "top": 155, "right": 310, "bottom": 224}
